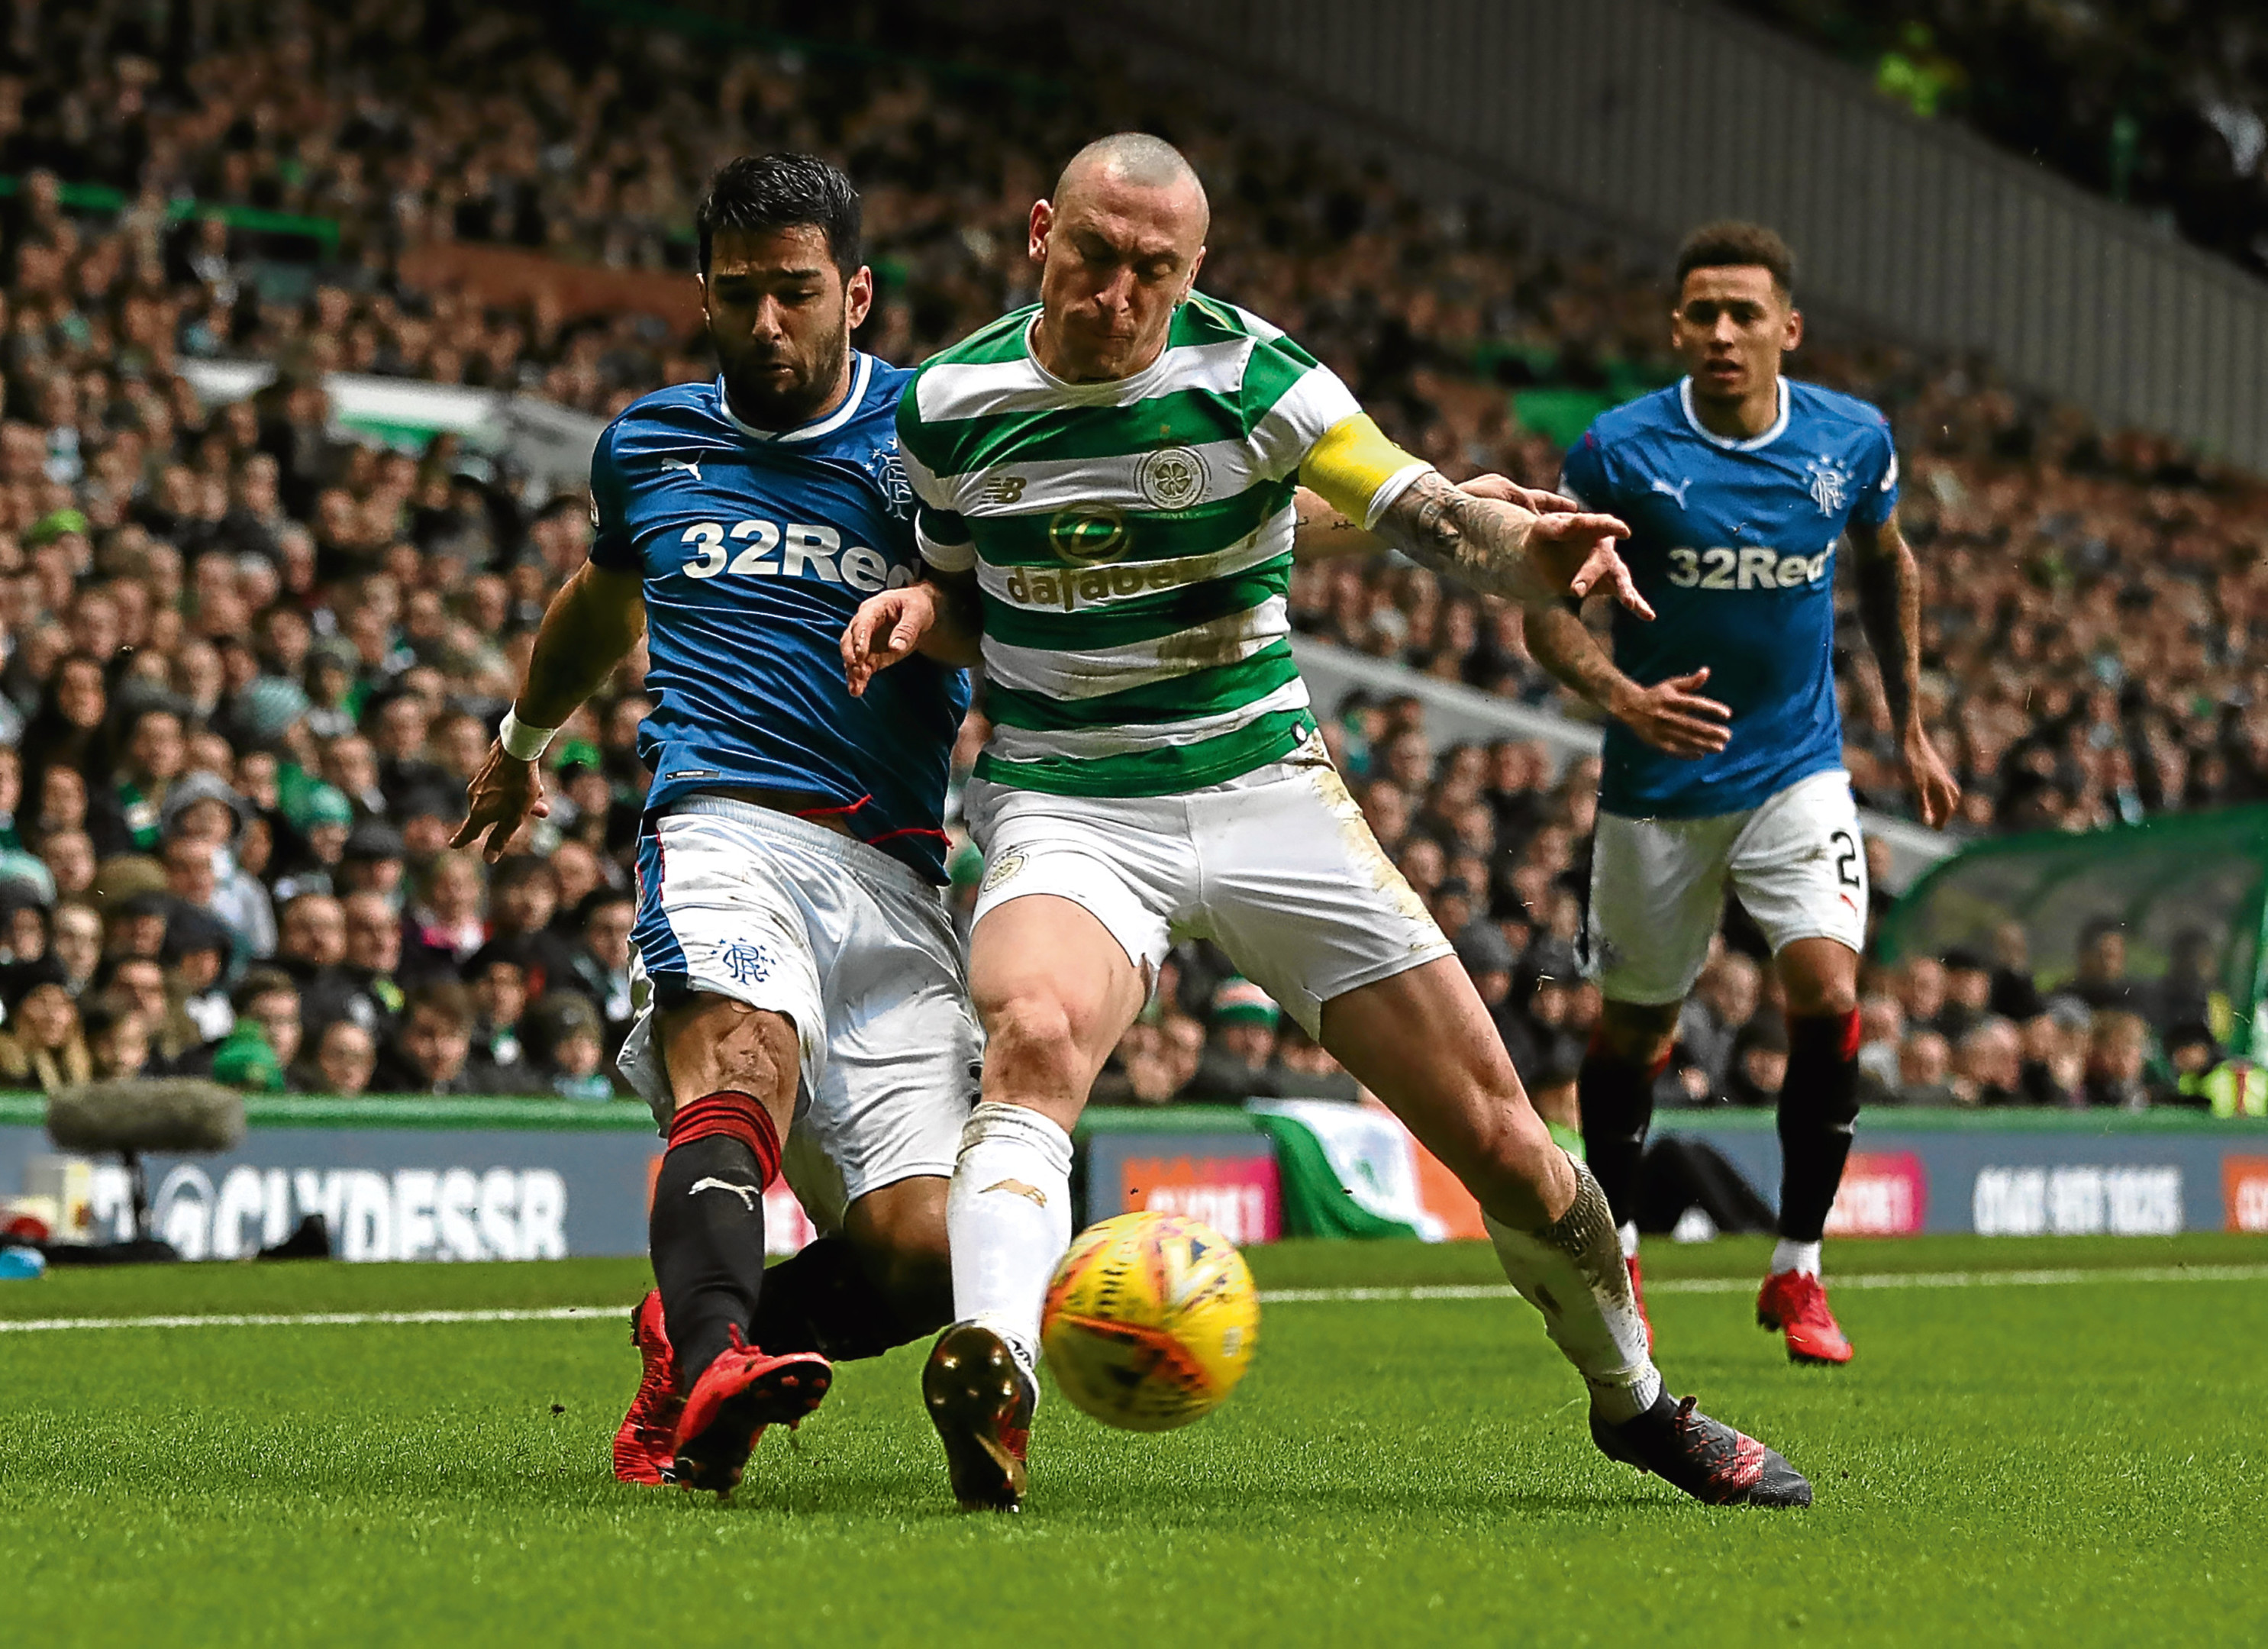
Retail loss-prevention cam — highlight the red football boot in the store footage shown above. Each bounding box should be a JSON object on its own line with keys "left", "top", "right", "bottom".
{"left": 1756, "top": 1270, "right": 1854, "bottom": 1365}
{"left": 1591, "top": 1391, "right": 1812, "bottom": 1506}
{"left": 921, "top": 1321, "right": 1034, "bottom": 1512}
{"left": 612, "top": 1290, "right": 682, "bottom": 1485}
{"left": 666, "top": 1328, "right": 833, "bottom": 1497}
{"left": 1627, "top": 1254, "right": 1654, "bottom": 1355}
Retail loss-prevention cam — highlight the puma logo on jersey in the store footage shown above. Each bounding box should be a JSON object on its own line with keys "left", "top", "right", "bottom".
{"left": 982, "top": 1178, "right": 1048, "bottom": 1207}
{"left": 689, "top": 1176, "right": 759, "bottom": 1211}
{"left": 660, "top": 456, "right": 703, "bottom": 482}
{"left": 1650, "top": 476, "right": 1694, "bottom": 508}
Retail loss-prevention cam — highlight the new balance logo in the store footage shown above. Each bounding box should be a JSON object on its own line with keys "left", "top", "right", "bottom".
{"left": 690, "top": 1176, "right": 758, "bottom": 1211}
{"left": 1650, "top": 476, "right": 1694, "bottom": 508}
{"left": 976, "top": 473, "right": 1026, "bottom": 506}
{"left": 660, "top": 456, "right": 703, "bottom": 482}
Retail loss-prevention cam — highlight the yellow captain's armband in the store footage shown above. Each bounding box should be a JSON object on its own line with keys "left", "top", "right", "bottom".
{"left": 1299, "top": 414, "right": 1434, "bottom": 531}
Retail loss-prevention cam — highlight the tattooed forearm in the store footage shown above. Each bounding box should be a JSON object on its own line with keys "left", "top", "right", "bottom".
{"left": 1373, "top": 470, "right": 1553, "bottom": 606}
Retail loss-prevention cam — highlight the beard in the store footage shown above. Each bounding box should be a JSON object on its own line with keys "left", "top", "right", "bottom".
{"left": 715, "top": 308, "right": 851, "bottom": 430}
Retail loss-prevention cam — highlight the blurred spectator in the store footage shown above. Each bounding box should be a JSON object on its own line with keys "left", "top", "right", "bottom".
{"left": 1896, "top": 1029, "right": 1959, "bottom": 1105}
{"left": 81, "top": 995, "right": 150, "bottom": 1082}
{"left": 2057, "top": 921, "right": 2144, "bottom": 1015}
{"left": 50, "top": 899, "right": 100, "bottom": 994}
{"left": 1988, "top": 923, "right": 2044, "bottom": 1021}
{"left": 2018, "top": 1005, "right": 2087, "bottom": 1108}
{"left": 1953, "top": 1016, "right": 2025, "bottom": 1106}
{"left": 374, "top": 981, "right": 495, "bottom": 1096}
{"left": 0, "top": 963, "right": 89, "bottom": 1090}
{"left": 523, "top": 992, "right": 615, "bottom": 1101}
{"left": 2147, "top": 929, "right": 2224, "bottom": 1037}
{"left": 1938, "top": 949, "right": 1993, "bottom": 1041}
{"left": 313, "top": 1018, "right": 378, "bottom": 1099}
{"left": 1185, "top": 979, "right": 1284, "bottom": 1103}
{"left": 1855, "top": 992, "right": 1905, "bottom": 1103}
{"left": 2083, "top": 1012, "right": 2153, "bottom": 1110}
{"left": 211, "top": 966, "right": 301, "bottom": 1093}
{"left": 1676, "top": 952, "right": 1761, "bottom": 1100}
{"left": 464, "top": 945, "right": 531, "bottom": 1081}
{"left": 1722, "top": 1019, "right": 1789, "bottom": 1108}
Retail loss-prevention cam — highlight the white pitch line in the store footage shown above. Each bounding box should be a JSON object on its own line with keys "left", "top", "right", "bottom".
{"left": 0, "top": 1305, "right": 615, "bottom": 1334}
{"left": 1260, "top": 1261, "right": 2268, "bottom": 1305}
{"left": 0, "top": 1263, "right": 2262, "bottom": 1334}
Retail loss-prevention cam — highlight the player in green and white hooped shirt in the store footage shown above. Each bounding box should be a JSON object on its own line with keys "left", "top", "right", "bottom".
{"left": 846, "top": 134, "right": 1812, "bottom": 1513}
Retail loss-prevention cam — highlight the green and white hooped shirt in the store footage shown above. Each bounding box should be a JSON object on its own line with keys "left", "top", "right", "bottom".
{"left": 897, "top": 295, "right": 1373, "bottom": 799}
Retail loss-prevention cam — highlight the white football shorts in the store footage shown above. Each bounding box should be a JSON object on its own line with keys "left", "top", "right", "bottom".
{"left": 616, "top": 796, "right": 979, "bottom": 1230}
{"left": 963, "top": 730, "right": 1453, "bottom": 1037}
{"left": 1585, "top": 767, "right": 1870, "bottom": 1005}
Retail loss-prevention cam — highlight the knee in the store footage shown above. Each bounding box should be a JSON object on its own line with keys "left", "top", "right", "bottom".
{"left": 882, "top": 1235, "right": 954, "bottom": 1334}
{"left": 978, "top": 992, "right": 1082, "bottom": 1082}
{"left": 1784, "top": 979, "right": 1860, "bottom": 1020}
{"left": 1599, "top": 1002, "right": 1679, "bottom": 1067}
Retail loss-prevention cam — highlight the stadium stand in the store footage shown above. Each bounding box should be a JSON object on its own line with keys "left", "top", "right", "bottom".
{"left": 1729, "top": 0, "right": 2268, "bottom": 280}
{"left": 0, "top": 0, "right": 2243, "bottom": 1113}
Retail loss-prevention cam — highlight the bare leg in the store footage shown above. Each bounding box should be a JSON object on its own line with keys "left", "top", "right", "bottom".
{"left": 650, "top": 996, "right": 798, "bottom": 1384}
{"left": 948, "top": 893, "right": 1147, "bottom": 1364}
{"left": 1320, "top": 958, "right": 1660, "bottom": 1421}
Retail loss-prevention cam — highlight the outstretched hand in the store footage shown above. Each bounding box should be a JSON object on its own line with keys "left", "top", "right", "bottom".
{"left": 1903, "top": 728, "right": 1963, "bottom": 830}
{"left": 450, "top": 743, "right": 549, "bottom": 863}
{"left": 842, "top": 583, "right": 940, "bottom": 698}
{"left": 1531, "top": 510, "right": 1651, "bottom": 619}
{"left": 1616, "top": 666, "right": 1732, "bottom": 757}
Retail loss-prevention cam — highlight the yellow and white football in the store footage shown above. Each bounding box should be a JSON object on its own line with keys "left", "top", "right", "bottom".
{"left": 1040, "top": 1209, "right": 1260, "bottom": 1432}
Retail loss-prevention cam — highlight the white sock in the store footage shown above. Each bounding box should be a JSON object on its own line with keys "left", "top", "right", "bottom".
{"left": 1618, "top": 1220, "right": 1641, "bottom": 1260}
{"left": 1487, "top": 1154, "right": 1663, "bottom": 1425}
{"left": 1770, "top": 1238, "right": 1822, "bottom": 1278}
{"left": 946, "top": 1100, "right": 1074, "bottom": 1379}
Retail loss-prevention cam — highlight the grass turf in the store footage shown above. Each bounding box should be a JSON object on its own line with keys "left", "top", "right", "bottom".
{"left": 3, "top": 1234, "right": 2263, "bottom": 1647}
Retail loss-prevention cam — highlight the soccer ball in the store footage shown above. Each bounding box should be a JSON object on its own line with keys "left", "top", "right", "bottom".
{"left": 1040, "top": 1209, "right": 1260, "bottom": 1432}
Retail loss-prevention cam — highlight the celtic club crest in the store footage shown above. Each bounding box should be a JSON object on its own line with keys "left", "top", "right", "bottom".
{"left": 1136, "top": 445, "right": 1209, "bottom": 512}
{"left": 1047, "top": 503, "right": 1129, "bottom": 565}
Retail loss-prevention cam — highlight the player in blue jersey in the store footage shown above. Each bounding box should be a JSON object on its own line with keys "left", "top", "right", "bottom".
{"left": 453, "top": 154, "right": 982, "bottom": 1496}
{"left": 1531, "top": 222, "right": 1959, "bottom": 1363}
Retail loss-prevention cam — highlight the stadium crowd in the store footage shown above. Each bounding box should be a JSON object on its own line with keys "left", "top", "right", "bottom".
{"left": 0, "top": 0, "right": 2248, "bottom": 1107}
{"left": 1731, "top": 0, "right": 2268, "bottom": 282}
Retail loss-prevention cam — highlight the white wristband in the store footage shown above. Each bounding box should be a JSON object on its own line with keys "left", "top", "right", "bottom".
{"left": 498, "top": 708, "right": 557, "bottom": 761}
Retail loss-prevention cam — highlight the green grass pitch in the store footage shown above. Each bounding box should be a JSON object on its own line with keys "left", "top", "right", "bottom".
{"left": 5, "top": 1234, "right": 2264, "bottom": 1647}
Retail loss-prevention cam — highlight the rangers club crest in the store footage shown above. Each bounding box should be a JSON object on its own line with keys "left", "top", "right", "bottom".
{"left": 1804, "top": 455, "right": 1850, "bottom": 515}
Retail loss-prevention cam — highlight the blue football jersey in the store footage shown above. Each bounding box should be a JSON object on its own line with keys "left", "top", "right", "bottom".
{"left": 589, "top": 353, "right": 971, "bottom": 880}
{"left": 1559, "top": 376, "right": 1898, "bottom": 819}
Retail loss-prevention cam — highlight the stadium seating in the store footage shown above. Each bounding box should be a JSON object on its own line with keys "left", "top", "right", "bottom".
{"left": 1730, "top": 0, "right": 2268, "bottom": 281}
{"left": 0, "top": 0, "right": 2244, "bottom": 1111}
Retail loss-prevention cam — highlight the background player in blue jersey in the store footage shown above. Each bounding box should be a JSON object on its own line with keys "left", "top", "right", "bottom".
{"left": 453, "top": 155, "right": 981, "bottom": 1495}
{"left": 1529, "top": 222, "right": 1960, "bottom": 1364}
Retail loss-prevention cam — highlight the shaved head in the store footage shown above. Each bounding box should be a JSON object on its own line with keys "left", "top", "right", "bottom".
{"left": 1029, "top": 133, "right": 1210, "bottom": 382}
{"left": 1054, "top": 132, "right": 1209, "bottom": 235}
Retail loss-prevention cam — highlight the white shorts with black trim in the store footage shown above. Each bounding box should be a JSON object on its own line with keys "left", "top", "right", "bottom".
{"left": 964, "top": 731, "right": 1453, "bottom": 1037}
{"left": 617, "top": 797, "right": 979, "bottom": 1231}
{"left": 1585, "top": 768, "right": 1869, "bottom": 1005}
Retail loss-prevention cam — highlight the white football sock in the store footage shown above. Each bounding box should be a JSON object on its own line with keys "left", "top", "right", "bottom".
{"left": 1618, "top": 1220, "right": 1641, "bottom": 1260}
{"left": 946, "top": 1099, "right": 1074, "bottom": 1380}
{"left": 1770, "top": 1238, "right": 1822, "bottom": 1278}
{"left": 1487, "top": 1153, "right": 1663, "bottom": 1425}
